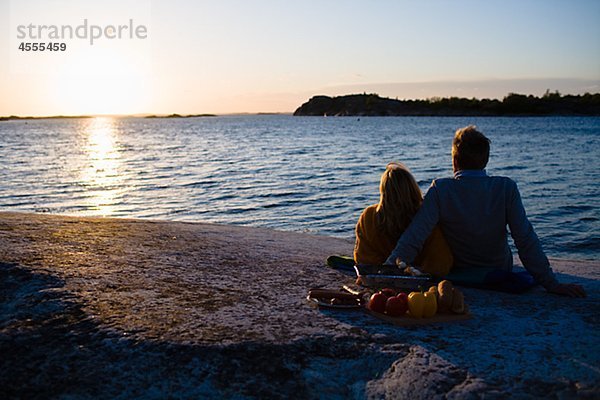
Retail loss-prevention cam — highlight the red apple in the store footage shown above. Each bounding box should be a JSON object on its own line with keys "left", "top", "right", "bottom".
{"left": 380, "top": 288, "right": 396, "bottom": 298}
{"left": 368, "top": 292, "right": 387, "bottom": 313}
{"left": 396, "top": 292, "right": 409, "bottom": 303}
{"left": 385, "top": 295, "right": 408, "bottom": 317}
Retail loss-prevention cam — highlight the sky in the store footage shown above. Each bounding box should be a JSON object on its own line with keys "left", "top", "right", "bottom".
{"left": 0, "top": 0, "right": 599, "bottom": 116}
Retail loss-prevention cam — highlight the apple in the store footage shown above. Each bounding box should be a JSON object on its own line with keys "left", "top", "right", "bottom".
{"left": 368, "top": 292, "right": 387, "bottom": 313}
{"left": 380, "top": 288, "right": 396, "bottom": 298}
{"left": 385, "top": 295, "right": 408, "bottom": 317}
{"left": 396, "top": 292, "right": 409, "bottom": 303}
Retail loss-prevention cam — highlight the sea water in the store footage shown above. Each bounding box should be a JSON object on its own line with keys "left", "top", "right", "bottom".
{"left": 0, "top": 115, "right": 598, "bottom": 259}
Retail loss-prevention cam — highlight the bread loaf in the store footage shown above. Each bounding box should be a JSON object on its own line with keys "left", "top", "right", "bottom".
{"left": 308, "top": 289, "right": 359, "bottom": 300}
{"left": 437, "top": 280, "right": 454, "bottom": 313}
{"left": 427, "top": 285, "right": 438, "bottom": 300}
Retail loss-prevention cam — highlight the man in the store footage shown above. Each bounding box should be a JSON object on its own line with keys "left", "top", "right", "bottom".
{"left": 385, "top": 126, "right": 585, "bottom": 297}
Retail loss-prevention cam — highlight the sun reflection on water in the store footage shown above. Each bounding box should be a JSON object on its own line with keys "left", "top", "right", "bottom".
{"left": 81, "top": 117, "right": 124, "bottom": 216}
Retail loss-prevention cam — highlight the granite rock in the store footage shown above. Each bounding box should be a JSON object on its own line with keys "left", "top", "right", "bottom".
{"left": 1, "top": 212, "right": 598, "bottom": 399}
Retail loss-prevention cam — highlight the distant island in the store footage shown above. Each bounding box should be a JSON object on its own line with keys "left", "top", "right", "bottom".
{"left": 0, "top": 115, "right": 92, "bottom": 121}
{"left": 293, "top": 91, "right": 600, "bottom": 116}
{"left": 144, "top": 113, "right": 217, "bottom": 118}
{"left": 0, "top": 114, "right": 218, "bottom": 122}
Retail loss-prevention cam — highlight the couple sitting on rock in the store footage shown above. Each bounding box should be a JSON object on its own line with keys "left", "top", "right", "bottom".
{"left": 354, "top": 125, "right": 585, "bottom": 297}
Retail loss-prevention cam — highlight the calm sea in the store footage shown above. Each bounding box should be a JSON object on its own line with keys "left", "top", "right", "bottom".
{"left": 0, "top": 115, "right": 598, "bottom": 259}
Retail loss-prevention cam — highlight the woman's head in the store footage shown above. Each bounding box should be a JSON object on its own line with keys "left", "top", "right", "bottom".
{"left": 376, "top": 162, "right": 423, "bottom": 239}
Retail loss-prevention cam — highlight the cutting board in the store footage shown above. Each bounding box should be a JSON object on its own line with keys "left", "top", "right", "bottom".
{"left": 365, "top": 308, "right": 472, "bottom": 326}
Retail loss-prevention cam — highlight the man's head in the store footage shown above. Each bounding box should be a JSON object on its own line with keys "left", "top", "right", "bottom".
{"left": 452, "top": 125, "right": 491, "bottom": 172}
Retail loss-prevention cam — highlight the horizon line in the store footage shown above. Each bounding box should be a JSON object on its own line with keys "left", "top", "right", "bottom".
{"left": 2, "top": 87, "right": 599, "bottom": 119}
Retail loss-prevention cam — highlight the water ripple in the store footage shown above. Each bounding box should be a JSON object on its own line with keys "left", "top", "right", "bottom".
{"left": 0, "top": 115, "right": 598, "bottom": 259}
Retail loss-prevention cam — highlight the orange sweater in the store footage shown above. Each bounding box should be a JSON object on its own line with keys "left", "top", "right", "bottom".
{"left": 354, "top": 204, "right": 453, "bottom": 277}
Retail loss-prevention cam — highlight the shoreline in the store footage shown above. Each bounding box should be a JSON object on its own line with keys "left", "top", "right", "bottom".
{"left": 1, "top": 210, "right": 596, "bottom": 262}
{"left": 1, "top": 212, "right": 598, "bottom": 398}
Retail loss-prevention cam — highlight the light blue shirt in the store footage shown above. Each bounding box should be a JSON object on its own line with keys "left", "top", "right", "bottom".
{"left": 385, "top": 169, "right": 559, "bottom": 290}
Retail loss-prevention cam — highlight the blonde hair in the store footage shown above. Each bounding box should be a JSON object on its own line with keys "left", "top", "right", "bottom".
{"left": 375, "top": 162, "right": 423, "bottom": 240}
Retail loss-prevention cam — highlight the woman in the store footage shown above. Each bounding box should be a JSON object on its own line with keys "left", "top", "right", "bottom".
{"left": 354, "top": 162, "right": 453, "bottom": 277}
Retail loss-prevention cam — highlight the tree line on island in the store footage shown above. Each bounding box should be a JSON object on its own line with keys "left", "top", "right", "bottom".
{"left": 293, "top": 91, "right": 600, "bottom": 116}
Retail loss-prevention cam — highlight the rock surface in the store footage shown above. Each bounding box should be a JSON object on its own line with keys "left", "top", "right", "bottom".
{"left": 1, "top": 212, "right": 598, "bottom": 399}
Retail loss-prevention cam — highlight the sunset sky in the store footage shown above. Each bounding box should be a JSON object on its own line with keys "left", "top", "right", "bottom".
{"left": 1, "top": 0, "right": 599, "bottom": 116}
